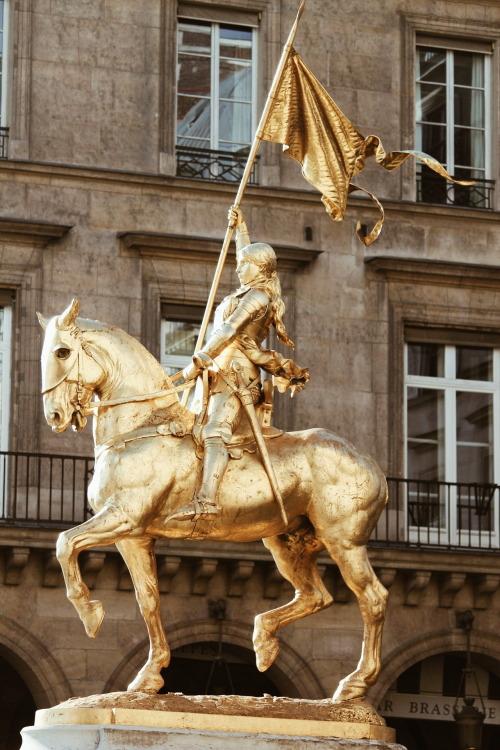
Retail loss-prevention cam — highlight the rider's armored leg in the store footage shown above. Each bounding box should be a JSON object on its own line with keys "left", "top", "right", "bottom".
{"left": 169, "top": 436, "right": 228, "bottom": 521}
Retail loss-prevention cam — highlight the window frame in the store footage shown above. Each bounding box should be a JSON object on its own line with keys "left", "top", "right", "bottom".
{"left": 176, "top": 16, "right": 258, "bottom": 155}
{"left": 415, "top": 42, "right": 492, "bottom": 186}
{"left": 404, "top": 340, "right": 500, "bottom": 546}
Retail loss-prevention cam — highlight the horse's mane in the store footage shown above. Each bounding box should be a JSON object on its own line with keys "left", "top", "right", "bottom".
{"left": 76, "top": 316, "right": 194, "bottom": 430}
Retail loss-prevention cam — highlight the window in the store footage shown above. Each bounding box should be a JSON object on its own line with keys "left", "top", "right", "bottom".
{"left": 176, "top": 17, "right": 257, "bottom": 182}
{"left": 160, "top": 303, "right": 208, "bottom": 376}
{"left": 415, "top": 44, "right": 493, "bottom": 208}
{"left": 405, "top": 340, "right": 499, "bottom": 544}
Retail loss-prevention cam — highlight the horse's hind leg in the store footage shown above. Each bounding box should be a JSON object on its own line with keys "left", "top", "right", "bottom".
{"left": 323, "top": 541, "right": 388, "bottom": 702}
{"left": 254, "top": 522, "right": 333, "bottom": 672}
{"left": 56, "top": 505, "right": 135, "bottom": 638}
{"left": 116, "top": 537, "right": 170, "bottom": 694}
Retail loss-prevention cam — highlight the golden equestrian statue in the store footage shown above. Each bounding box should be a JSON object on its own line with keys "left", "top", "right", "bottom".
{"left": 37, "top": 0, "right": 467, "bottom": 705}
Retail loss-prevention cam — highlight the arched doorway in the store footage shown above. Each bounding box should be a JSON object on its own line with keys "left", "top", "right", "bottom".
{"left": 159, "top": 641, "right": 281, "bottom": 696}
{"left": 0, "top": 652, "right": 36, "bottom": 750}
{"left": 378, "top": 652, "right": 500, "bottom": 750}
{"left": 105, "top": 618, "right": 325, "bottom": 698}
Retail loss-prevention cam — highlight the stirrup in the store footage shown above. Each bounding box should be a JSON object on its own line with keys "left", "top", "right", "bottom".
{"left": 166, "top": 497, "right": 220, "bottom": 523}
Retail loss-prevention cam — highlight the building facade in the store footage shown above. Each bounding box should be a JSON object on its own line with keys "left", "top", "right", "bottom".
{"left": 1, "top": 1, "right": 500, "bottom": 749}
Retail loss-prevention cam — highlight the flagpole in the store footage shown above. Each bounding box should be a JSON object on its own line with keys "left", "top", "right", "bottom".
{"left": 180, "top": 1, "right": 306, "bottom": 406}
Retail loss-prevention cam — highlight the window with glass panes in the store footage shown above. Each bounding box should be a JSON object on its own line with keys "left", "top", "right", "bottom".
{"left": 160, "top": 303, "right": 213, "bottom": 376}
{"left": 415, "top": 44, "right": 492, "bottom": 208}
{"left": 176, "top": 18, "right": 256, "bottom": 177}
{"left": 405, "top": 340, "right": 499, "bottom": 543}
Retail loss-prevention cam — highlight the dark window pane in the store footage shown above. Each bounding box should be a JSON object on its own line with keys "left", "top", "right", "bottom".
{"left": 454, "top": 127, "right": 485, "bottom": 169}
{"left": 407, "top": 441, "right": 443, "bottom": 483}
{"left": 454, "top": 51, "right": 484, "bottom": 87}
{"left": 416, "top": 48, "right": 446, "bottom": 83}
{"left": 164, "top": 321, "right": 200, "bottom": 358}
{"left": 178, "top": 21, "right": 211, "bottom": 55}
{"left": 177, "top": 54, "right": 211, "bottom": 97}
{"left": 454, "top": 88, "right": 484, "bottom": 128}
{"left": 416, "top": 83, "right": 446, "bottom": 123}
{"left": 397, "top": 662, "right": 422, "bottom": 694}
{"left": 456, "top": 346, "right": 492, "bottom": 380}
{"left": 407, "top": 388, "right": 444, "bottom": 443}
{"left": 443, "top": 653, "right": 466, "bottom": 697}
{"left": 407, "top": 343, "right": 444, "bottom": 377}
{"left": 456, "top": 390, "right": 492, "bottom": 446}
{"left": 416, "top": 123, "right": 447, "bottom": 164}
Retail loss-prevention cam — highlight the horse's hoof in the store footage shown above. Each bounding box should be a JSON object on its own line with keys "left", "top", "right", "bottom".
{"left": 254, "top": 634, "right": 281, "bottom": 672}
{"left": 332, "top": 680, "right": 366, "bottom": 703}
{"left": 82, "top": 600, "right": 105, "bottom": 638}
{"left": 127, "top": 671, "right": 165, "bottom": 693}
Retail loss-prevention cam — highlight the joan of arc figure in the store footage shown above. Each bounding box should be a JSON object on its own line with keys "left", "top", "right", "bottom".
{"left": 169, "top": 208, "right": 309, "bottom": 522}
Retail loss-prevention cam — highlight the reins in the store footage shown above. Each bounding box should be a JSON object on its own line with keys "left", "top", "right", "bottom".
{"left": 82, "top": 374, "right": 194, "bottom": 415}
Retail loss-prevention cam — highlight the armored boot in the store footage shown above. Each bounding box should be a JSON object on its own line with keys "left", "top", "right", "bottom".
{"left": 167, "top": 437, "right": 228, "bottom": 522}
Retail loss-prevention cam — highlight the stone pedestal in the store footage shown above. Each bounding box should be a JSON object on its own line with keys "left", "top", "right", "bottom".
{"left": 20, "top": 692, "right": 406, "bottom": 750}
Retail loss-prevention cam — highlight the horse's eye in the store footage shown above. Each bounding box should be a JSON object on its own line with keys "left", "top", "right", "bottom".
{"left": 56, "top": 348, "right": 71, "bottom": 360}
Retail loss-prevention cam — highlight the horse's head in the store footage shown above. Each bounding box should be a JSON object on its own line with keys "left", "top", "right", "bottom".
{"left": 37, "top": 299, "right": 104, "bottom": 433}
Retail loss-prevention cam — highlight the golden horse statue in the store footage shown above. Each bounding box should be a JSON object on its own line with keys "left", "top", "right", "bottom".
{"left": 38, "top": 299, "right": 388, "bottom": 703}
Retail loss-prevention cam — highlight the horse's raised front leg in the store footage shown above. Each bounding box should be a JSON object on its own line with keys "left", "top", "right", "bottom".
{"left": 254, "top": 522, "right": 333, "bottom": 672}
{"left": 56, "top": 505, "right": 135, "bottom": 638}
{"left": 325, "top": 543, "right": 388, "bottom": 703}
{"left": 116, "top": 538, "right": 170, "bottom": 694}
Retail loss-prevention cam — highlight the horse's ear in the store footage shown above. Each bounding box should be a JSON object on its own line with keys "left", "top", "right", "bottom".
{"left": 36, "top": 312, "right": 49, "bottom": 331}
{"left": 57, "top": 299, "right": 80, "bottom": 329}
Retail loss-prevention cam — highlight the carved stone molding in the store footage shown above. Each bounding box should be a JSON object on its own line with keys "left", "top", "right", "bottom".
{"left": 366, "top": 256, "right": 500, "bottom": 291}
{"left": 157, "top": 555, "right": 182, "bottom": 594}
{"left": 263, "top": 563, "right": 283, "bottom": 600}
{"left": 80, "top": 551, "right": 106, "bottom": 590}
{"left": 191, "top": 558, "right": 218, "bottom": 596}
{"left": 404, "top": 570, "right": 432, "bottom": 606}
{"left": 42, "top": 551, "right": 63, "bottom": 588}
{"left": 438, "top": 572, "right": 467, "bottom": 608}
{"left": 376, "top": 568, "right": 398, "bottom": 591}
{"left": 119, "top": 231, "right": 322, "bottom": 272}
{"left": 0, "top": 218, "right": 72, "bottom": 245}
{"left": 228, "top": 560, "right": 255, "bottom": 597}
{"left": 4, "top": 546, "right": 30, "bottom": 585}
{"left": 473, "top": 573, "right": 500, "bottom": 610}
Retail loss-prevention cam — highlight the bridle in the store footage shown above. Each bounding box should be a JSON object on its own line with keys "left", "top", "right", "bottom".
{"left": 43, "top": 325, "right": 194, "bottom": 417}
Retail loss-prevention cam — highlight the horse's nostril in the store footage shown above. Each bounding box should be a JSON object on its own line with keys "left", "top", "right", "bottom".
{"left": 51, "top": 411, "right": 61, "bottom": 424}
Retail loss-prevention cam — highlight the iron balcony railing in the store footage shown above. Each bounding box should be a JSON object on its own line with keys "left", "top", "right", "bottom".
{"left": 0, "top": 450, "right": 94, "bottom": 528}
{"left": 0, "top": 127, "right": 8, "bottom": 159}
{"left": 416, "top": 170, "right": 495, "bottom": 209}
{"left": 0, "top": 454, "right": 498, "bottom": 551}
{"left": 176, "top": 146, "right": 259, "bottom": 185}
{"left": 372, "top": 477, "right": 500, "bottom": 551}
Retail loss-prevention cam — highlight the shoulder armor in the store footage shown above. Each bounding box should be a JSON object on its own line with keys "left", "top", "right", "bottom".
{"left": 239, "top": 288, "right": 270, "bottom": 314}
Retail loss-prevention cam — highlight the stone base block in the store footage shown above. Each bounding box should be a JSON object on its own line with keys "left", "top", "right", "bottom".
{"left": 21, "top": 725, "right": 406, "bottom": 750}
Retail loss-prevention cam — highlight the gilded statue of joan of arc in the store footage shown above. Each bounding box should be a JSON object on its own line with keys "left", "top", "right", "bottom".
{"left": 168, "top": 208, "right": 309, "bottom": 522}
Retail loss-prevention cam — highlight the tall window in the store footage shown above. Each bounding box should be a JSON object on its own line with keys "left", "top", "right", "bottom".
{"left": 415, "top": 44, "right": 492, "bottom": 208}
{"left": 405, "top": 340, "right": 499, "bottom": 544}
{"left": 176, "top": 18, "right": 256, "bottom": 182}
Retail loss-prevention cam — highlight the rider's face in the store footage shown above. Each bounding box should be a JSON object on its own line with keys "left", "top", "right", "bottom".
{"left": 237, "top": 259, "right": 261, "bottom": 285}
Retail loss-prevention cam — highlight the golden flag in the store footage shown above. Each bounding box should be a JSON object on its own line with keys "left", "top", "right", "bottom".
{"left": 260, "top": 49, "right": 474, "bottom": 246}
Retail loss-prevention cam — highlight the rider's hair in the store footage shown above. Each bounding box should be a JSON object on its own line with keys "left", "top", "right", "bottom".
{"left": 239, "top": 242, "right": 295, "bottom": 349}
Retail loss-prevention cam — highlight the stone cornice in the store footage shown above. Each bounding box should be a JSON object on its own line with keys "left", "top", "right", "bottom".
{"left": 365, "top": 255, "right": 500, "bottom": 290}
{"left": 0, "top": 217, "right": 72, "bottom": 244}
{"left": 118, "top": 231, "right": 322, "bottom": 271}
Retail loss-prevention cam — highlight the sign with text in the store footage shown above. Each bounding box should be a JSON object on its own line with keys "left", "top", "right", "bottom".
{"left": 379, "top": 692, "right": 500, "bottom": 725}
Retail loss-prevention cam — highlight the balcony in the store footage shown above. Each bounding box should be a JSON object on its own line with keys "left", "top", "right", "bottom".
{"left": 0, "top": 453, "right": 497, "bottom": 553}
{"left": 416, "top": 170, "right": 495, "bottom": 209}
{"left": 176, "top": 146, "right": 258, "bottom": 185}
{"left": 372, "top": 477, "right": 499, "bottom": 552}
{"left": 0, "top": 127, "right": 8, "bottom": 159}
